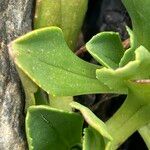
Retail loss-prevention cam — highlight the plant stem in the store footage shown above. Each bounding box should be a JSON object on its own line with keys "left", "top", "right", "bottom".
{"left": 139, "top": 124, "right": 150, "bottom": 149}
{"left": 106, "top": 81, "right": 150, "bottom": 150}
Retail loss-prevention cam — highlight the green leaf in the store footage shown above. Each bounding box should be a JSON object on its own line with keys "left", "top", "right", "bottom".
{"left": 120, "top": 0, "right": 150, "bottom": 66}
{"left": 26, "top": 105, "right": 84, "bottom": 150}
{"left": 34, "top": 0, "right": 88, "bottom": 50}
{"left": 10, "top": 27, "right": 112, "bottom": 96}
{"left": 119, "top": 26, "right": 135, "bottom": 67}
{"left": 83, "top": 127, "right": 105, "bottom": 150}
{"left": 123, "top": 0, "right": 150, "bottom": 50}
{"left": 70, "top": 102, "right": 112, "bottom": 150}
{"left": 86, "top": 32, "right": 124, "bottom": 69}
{"left": 96, "top": 46, "right": 150, "bottom": 93}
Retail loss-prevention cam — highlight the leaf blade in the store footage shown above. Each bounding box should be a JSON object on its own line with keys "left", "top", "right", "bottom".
{"left": 86, "top": 32, "right": 124, "bottom": 69}
{"left": 10, "top": 27, "right": 113, "bottom": 96}
{"left": 71, "top": 102, "right": 113, "bottom": 150}
{"left": 26, "top": 105, "right": 84, "bottom": 150}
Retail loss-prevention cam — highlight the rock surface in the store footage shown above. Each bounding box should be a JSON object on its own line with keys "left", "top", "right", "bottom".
{"left": 0, "top": 0, "right": 33, "bottom": 149}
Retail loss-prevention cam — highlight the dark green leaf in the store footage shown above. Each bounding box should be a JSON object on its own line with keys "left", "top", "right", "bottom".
{"left": 26, "top": 105, "right": 84, "bottom": 150}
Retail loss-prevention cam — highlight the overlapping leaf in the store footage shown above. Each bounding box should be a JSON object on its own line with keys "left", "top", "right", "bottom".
{"left": 70, "top": 102, "right": 112, "bottom": 150}
{"left": 10, "top": 0, "right": 150, "bottom": 149}
{"left": 26, "top": 105, "right": 83, "bottom": 150}
{"left": 96, "top": 46, "right": 150, "bottom": 93}
{"left": 34, "top": 0, "right": 88, "bottom": 50}
{"left": 86, "top": 32, "right": 124, "bottom": 69}
{"left": 83, "top": 127, "right": 105, "bottom": 150}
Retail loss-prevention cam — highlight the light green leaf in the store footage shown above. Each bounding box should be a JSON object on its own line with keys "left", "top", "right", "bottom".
{"left": 70, "top": 102, "right": 112, "bottom": 150}
{"left": 26, "top": 105, "right": 83, "bottom": 150}
{"left": 34, "top": 0, "right": 88, "bottom": 50}
{"left": 86, "top": 32, "right": 124, "bottom": 69}
{"left": 10, "top": 27, "right": 113, "bottom": 96}
{"left": 96, "top": 46, "right": 150, "bottom": 93}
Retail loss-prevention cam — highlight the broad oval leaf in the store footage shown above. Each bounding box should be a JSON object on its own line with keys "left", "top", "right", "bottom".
{"left": 26, "top": 105, "right": 84, "bottom": 150}
{"left": 10, "top": 27, "right": 112, "bottom": 96}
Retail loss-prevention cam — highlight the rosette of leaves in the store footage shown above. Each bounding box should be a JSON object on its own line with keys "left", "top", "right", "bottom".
{"left": 9, "top": 0, "right": 150, "bottom": 149}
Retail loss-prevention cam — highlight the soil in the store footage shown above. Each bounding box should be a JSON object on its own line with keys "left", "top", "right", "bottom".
{"left": 75, "top": 0, "right": 148, "bottom": 149}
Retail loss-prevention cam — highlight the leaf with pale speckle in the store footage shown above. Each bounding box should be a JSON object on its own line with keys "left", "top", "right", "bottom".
{"left": 10, "top": 27, "right": 113, "bottom": 96}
